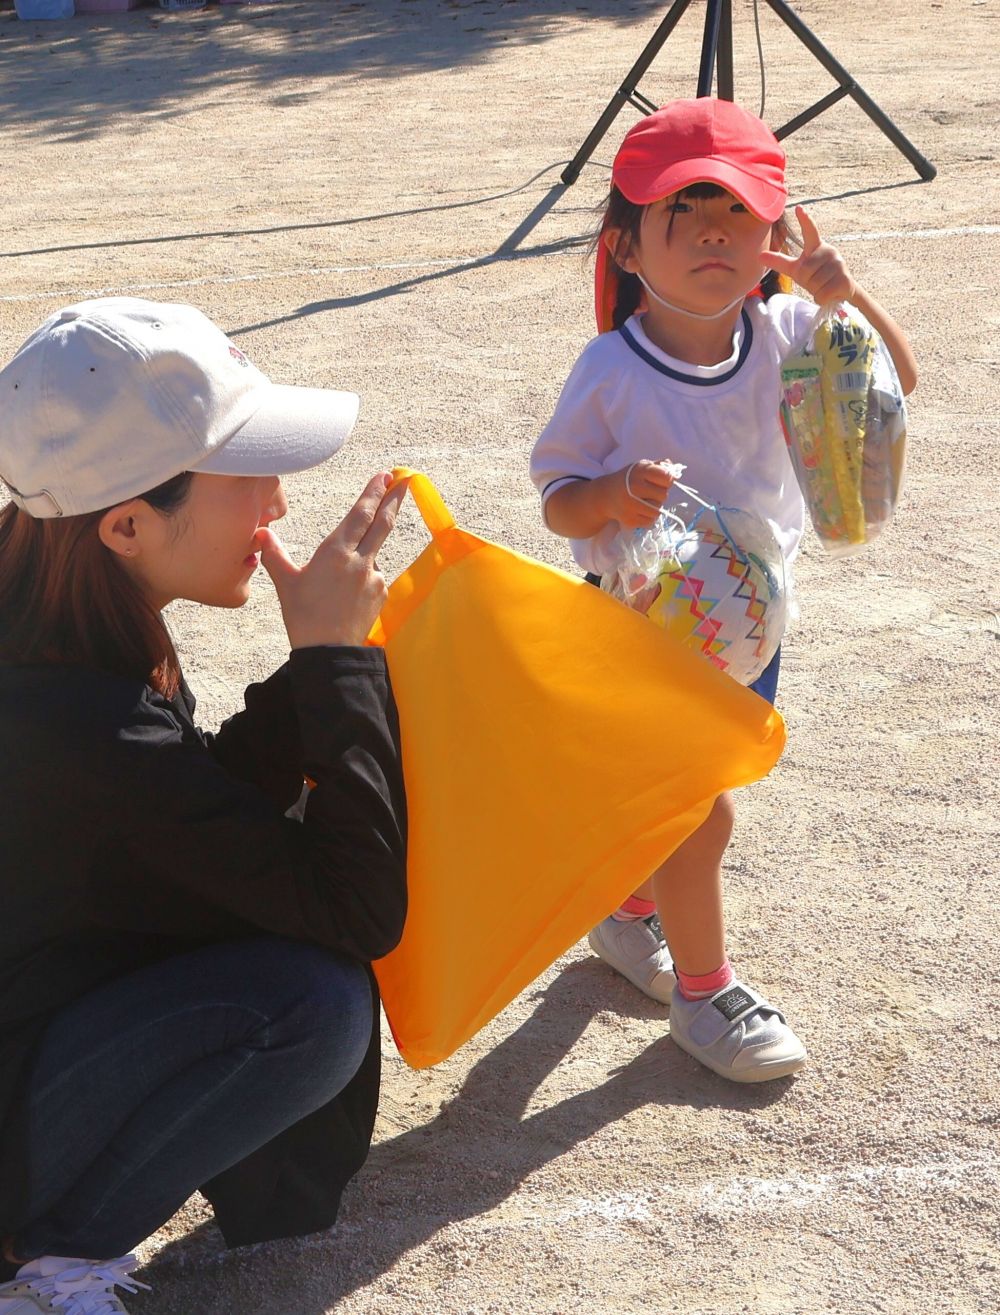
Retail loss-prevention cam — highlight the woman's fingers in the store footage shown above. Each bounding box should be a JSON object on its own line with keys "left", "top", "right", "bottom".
{"left": 327, "top": 469, "right": 406, "bottom": 562}
{"left": 259, "top": 474, "right": 403, "bottom": 650}
{"left": 356, "top": 480, "right": 408, "bottom": 560}
{"left": 256, "top": 526, "right": 298, "bottom": 588}
{"left": 328, "top": 471, "right": 394, "bottom": 553}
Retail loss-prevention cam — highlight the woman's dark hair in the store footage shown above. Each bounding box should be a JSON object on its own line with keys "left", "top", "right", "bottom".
{"left": 595, "top": 183, "right": 796, "bottom": 330}
{"left": 0, "top": 470, "right": 194, "bottom": 698}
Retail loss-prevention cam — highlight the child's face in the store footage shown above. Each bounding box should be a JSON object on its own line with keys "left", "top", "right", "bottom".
{"left": 611, "top": 187, "right": 776, "bottom": 316}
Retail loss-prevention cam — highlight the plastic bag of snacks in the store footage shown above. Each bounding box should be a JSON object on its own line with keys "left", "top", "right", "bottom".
{"left": 779, "top": 302, "right": 907, "bottom": 557}
{"left": 601, "top": 480, "right": 787, "bottom": 687}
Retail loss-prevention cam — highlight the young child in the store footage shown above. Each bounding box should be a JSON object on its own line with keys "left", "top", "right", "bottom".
{"left": 530, "top": 98, "right": 917, "bottom": 1083}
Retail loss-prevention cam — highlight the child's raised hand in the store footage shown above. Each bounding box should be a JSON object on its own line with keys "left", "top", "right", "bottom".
{"left": 760, "top": 206, "right": 857, "bottom": 306}
{"left": 604, "top": 460, "right": 675, "bottom": 529}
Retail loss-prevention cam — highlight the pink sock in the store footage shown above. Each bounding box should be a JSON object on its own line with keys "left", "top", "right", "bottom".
{"left": 676, "top": 959, "right": 734, "bottom": 1000}
{"left": 611, "top": 895, "right": 656, "bottom": 922}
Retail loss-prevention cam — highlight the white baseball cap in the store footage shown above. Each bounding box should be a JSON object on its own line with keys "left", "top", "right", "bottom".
{"left": 0, "top": 297, "right": 361, "bottom": 518}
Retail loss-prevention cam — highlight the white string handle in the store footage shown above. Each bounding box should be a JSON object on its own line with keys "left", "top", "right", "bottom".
{"left": 624, "top": 463, "right": 664, "bottom": 514}
{"left": 624, "top": 460, "right": 690, "bottom": 514}
{"left": 670, "top": 478, "right": 716, "bottom": 512}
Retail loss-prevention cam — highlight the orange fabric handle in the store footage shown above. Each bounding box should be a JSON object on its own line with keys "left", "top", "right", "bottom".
{"left": 387, "top": 468, "right": 455, "bottom": 539}
{"left": 367, "top": 470, "right": 474, "bottom": 648}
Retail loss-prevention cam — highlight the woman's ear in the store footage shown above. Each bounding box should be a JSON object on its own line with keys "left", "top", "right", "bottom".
{"left": 98, "top": 499, "right": 146, "bottom": 559}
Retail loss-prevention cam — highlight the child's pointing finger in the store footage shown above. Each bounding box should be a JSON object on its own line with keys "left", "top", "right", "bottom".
{"left": 795, "top": 205, "right": 822, "bottom": 253}
{"left": 759, "top": 247, "right": 796, "bottom": 274}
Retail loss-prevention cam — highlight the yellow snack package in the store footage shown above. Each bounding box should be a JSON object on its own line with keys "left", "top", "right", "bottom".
{"left": 779, "top": 303, "right": 907, "bottom": 557}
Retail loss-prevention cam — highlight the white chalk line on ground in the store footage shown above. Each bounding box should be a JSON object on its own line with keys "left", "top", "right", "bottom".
{"left": 0, "top": 257, "right": 471, "bottom": 305}
{"left": 136, "top": 1153, "right": 999, "bottom": 1280}
{"left": 2, "top": 225, "right": 997, "bottom": 306}
{"left": 833, "top": 223, "right": 1000, "bottom": 242}
{"left": 547, "top": 1153, "right": 1000, "bottom": 1227}
{"left": 320, "top": 1152, "right": 999, "bottom": 1239}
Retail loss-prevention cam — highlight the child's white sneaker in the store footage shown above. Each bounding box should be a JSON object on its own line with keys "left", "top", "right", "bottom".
{"left": 668, "top": 979, "right": 806, "bottom": 1083}
{"left": 0, "top": 1254, "right": 149, "bottom": 1314}
{"left": 587, "top": 914, "right": 676, "bottom": 1004}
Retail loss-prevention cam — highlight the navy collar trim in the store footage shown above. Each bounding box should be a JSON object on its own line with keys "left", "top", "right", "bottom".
{"left": 618, "top": 309, "right": 753, "bottom": 386}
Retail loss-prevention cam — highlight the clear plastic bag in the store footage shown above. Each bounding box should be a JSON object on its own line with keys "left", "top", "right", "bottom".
{"left": 779, "top": 302, "right": 907, "bottom": 558}
{"left": 601, "top": 481, "right": 787, "bottom": 687}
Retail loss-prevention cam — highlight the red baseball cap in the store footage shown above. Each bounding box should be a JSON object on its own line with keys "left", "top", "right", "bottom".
{"left": 613, "top": 98, "right": 787, "bottom": 219}
{"left": 595, "top": 98, "right": 787, "bottom": 331}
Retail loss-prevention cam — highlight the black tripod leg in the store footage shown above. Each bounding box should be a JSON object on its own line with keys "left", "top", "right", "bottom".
{"left": 561, "top": 0, "right": 694, "bottom": 186}
{"left": 765, "top": 0, "right": 936, "bottom": 181}
{"left": 696, "top": 0, "right": 722, "bottom": 97}
{"left": 697, "top": 0, "right": 735, "bottom": 100}
{"left": 716, "top": 0, "right": 734, "bottom": 100}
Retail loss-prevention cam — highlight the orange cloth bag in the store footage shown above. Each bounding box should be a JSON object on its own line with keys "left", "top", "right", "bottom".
{"left": 369, "top": 470, "right": 785, "bottom": 1067}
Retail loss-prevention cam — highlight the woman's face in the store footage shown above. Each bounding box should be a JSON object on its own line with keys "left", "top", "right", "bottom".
{"left": 129, "top": 472, "right": 287, "bottom": 611}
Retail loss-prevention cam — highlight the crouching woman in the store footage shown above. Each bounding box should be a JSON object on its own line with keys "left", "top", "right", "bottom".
{"left": 0, "top": 298, "right": 407, "bottom": 1314}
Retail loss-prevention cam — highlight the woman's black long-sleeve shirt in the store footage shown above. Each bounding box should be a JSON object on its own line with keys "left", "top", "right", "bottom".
{"left": 0, "top": 645, "right": 407, "bottom": 1246}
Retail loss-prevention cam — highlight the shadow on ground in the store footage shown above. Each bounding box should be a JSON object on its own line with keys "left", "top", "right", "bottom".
{"left": 0, "top": 160, "right": 582, "bottom": 260}
{"left": 1, "top": 0, "right": 672, "bottom": 140}
{"left": 137, "top": 958, "right": 795, "bottom": 1313}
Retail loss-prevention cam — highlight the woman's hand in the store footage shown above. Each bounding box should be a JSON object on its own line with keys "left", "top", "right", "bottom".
{"left": 760, "top": 206, "right": 856, "bottom": 305}
{"left": 258, "top": 472, "right": 405, "bottom": 649}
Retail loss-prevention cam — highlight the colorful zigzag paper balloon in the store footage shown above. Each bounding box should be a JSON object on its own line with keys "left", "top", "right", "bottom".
{"left": 603, "top": 494, "right": 787, "bottom": 687}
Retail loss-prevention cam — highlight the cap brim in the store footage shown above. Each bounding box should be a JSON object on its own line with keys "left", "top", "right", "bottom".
{"left": 616, "top": 159, "right": 787, "bottom": 223}
{"left": 196, "top": 382, "right": 360, "bottom": 478}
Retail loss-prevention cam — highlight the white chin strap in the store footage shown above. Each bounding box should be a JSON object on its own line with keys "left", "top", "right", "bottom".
{"left": 636, "top": 272, "right": 753, "bottom": 322}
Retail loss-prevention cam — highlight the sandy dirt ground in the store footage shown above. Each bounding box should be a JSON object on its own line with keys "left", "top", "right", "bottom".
{"left": 2, "top": 0, "right": 999, "bottom": 1311}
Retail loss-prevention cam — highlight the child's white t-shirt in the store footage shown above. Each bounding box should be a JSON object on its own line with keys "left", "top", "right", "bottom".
{"left": 530, "top": 294, "right": 820, "bottom": 578}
